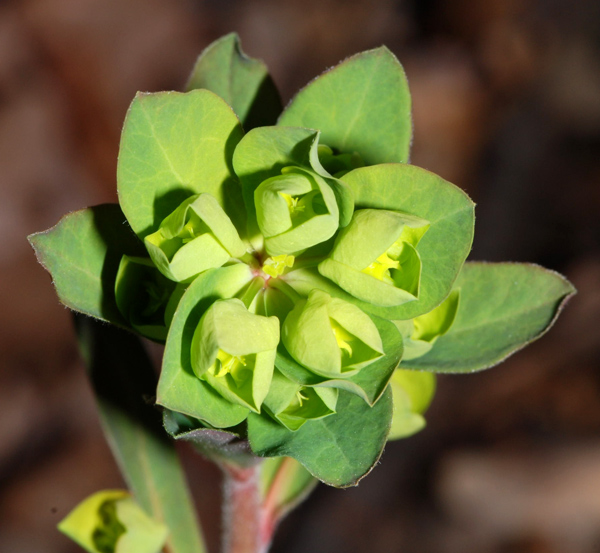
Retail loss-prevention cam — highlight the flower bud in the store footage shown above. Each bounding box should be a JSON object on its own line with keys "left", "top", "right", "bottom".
{"left": 318, "top": 208, "right": 429, "bottom": 307}
{"left": 57, "top": 490, "right": 168, "bottom": 553}
{"left": 317, "top": 144, "right": 364, "bottom": 178}
{"left": 114, "top": 255, "right": 179, "bottom": 341}
{"left": 254, "top": 166, "right": 339, "bottom": 256}
{"left": 145, "top": 193, "right": 246, "bottom": 282}
{"left": 263, "top": 370, "right": 338, "bottom": 431}
{"left": 282, "top": 289, "right": 384, "bottom": 378}
{"left": 394, "top": 289, "right": 460, "bottom": 360}
{"left": 191, "top": 299, "right": 280, "bottom": 412}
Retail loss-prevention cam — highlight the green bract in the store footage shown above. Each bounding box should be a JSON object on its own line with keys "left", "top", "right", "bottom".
{"left": 318, "top": 208, "right": 429, "bottom": 306}
{"left": 29, "top": 34, "right": 575, "bottom": 491}
{"left": 282, "top": 289, "right": 384, "bottom": 378}
{"left": 145, "top": 193, "right": 246, "bottom": 282}
{"left": 191, "top": 298, "right": 279, "bottom": 412}
{"left": 255, "top": 166, "right": 339, "bottom": 255}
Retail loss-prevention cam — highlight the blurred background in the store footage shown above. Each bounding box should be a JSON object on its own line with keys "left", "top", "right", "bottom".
{"left": 1, "top": 0, "right": 599, "bottom": 551}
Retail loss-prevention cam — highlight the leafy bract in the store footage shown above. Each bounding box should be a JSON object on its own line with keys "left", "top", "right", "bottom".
{"left": 388, "top": 369, "right": 436, "bottom": 440}
{"left": 58, "top": 490, "right": 168, "bottom": 553}
{"left": 278, "top": 47, "right": 412, "bottom": 164}
{"left": 186, "top": 32, "right": 282, "bottom": 130}
{"left": 117, "top": 89, "right": 244, "bottom": 238}
{"left": 157, "top": 264, "right": 254, "bottom": 427}
{"left": 401, "top": 262, "right": 576, "bottom": 373}
{"left": 247, "top": 388, "right": 393, "bottom": 487}
{"left": 286, "top": 164, "right": 474, "bottom": 320}
{"left": 75, "top": 316, "right": 205, "bottom": 553}
{"left": 28, "top": 204, "right": 145, "bottom": 327}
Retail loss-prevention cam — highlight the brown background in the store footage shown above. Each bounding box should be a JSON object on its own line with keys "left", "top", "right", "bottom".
{"left": 1, "top": 0, "right": 599, "bottom": 552}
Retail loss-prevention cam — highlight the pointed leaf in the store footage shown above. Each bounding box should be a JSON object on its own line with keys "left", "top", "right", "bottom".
{"left": 247, "top": 388, "right": 393, "bottom": 487}
{"left": 278, "top": 47, "right": 412, "bottom": 164}
{"left": 401, "top": 262, "right": 576, "bottom": 373}
{"left": 117, "top": 90, "right": 244, "bottom": 238}
{"left": 28, "top": 205, "right": 145, "bottom": 327}
{"left": 187, "top": 33, "right": 282, "bottom": 130}
{"left": 74, "top": 316, "right": 206, "bottom": 553}
{"left": 157, "top": 264, "right": 254, "bottom": 427}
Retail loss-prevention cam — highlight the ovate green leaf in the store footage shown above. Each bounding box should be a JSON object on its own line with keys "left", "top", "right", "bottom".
{"left": 278, "top": 47, "right": 412, "bottom": 164}
{"left": 401, "top": 262, "right": 576, "bottom": 373}
{"left": 247, "top": 388, "right": 393, "bottom": 487}
{"left": 117, "top": 90, "right": 244, "bottom": 238}
{"left": 187, "top": 33, "right": 282, "bottom": 130}
{"left": 28, "top": 205, "right": 145, "bottom": 327}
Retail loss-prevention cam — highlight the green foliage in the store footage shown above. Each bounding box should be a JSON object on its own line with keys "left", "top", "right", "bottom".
{"left": 29, "top": 31, "right": 574, "bottom": 519}
{"left": 75, "top": 316, "right": 205, "bottom": 553}
{"left": 187, "top": 32, "right": 282, "bottom": 130}
{"left": 278, "top": 47, "right": 412, "bottom": 164}
{"left": 401, "top": 262, "right": 576, "bottom": 373}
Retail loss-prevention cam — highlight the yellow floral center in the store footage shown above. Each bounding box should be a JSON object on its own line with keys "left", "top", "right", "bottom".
{"left": 262, "top": 254, "right": 295, "bottom": 278}
{"left": 330, "top": 320, "right": 354, "bottom": 358}
{"left": 280, "top": 192, "right": 306, "bottom": 218}
{"left": 361, "top": 251, "right": 399, "bottom": 284}
{"left": 211, "top": 350, "right": 251, "bottom": 387}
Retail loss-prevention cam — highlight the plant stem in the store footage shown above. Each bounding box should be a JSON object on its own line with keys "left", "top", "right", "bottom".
{"left": 221, "top": 462, "right": 271, "bottom": 553}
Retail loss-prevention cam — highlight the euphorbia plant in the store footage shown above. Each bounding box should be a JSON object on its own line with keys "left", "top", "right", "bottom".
{"left": 29, "top": 33, "right": 575, "bottom": 553}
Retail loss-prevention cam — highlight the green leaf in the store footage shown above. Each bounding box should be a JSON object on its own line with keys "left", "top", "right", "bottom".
{"left": 163, "top": 410, "right": 258, "bottom": 468}
{"left": 186, "top": 33, "right": 282, "bottom": 130}
{"left": 28, "top": 204, "right": 145, "bottom": 327}
{"left": 278, "top": 47, "right": 412, "bottom": 164}
{"left": 388, "top": 369, "right": 436, "bottom": 441}
{"left": 259, "top": 457, "right": 317, "bottom": 522}
{"left": 275, "top": 315, "right": 402, "bottom": 406}
{"left": 58, "top": 490, "right": 168, "bottom": 553}
{"left": 117, "top": 89, "right": 244, "bottom": 238}
{"left": 286, "top": 164, "right": 474, "bottom": 319}
{"left": 157, "top": 264, "right": 254, "bottom": 427}
{"left": 74, "top": 316, "right": 206, "bottom": 553}
{"left": 247, "top": 388, "right": 393, "bottom": 487}
{"left": 401, "top": 262, "right": 576, "bottom": 373}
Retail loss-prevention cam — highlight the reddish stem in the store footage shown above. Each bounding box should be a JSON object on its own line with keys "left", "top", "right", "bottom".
{"left": 221, "top": 463, "right": 271, "bottom": 553}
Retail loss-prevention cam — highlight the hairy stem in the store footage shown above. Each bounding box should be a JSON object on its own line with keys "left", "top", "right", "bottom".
{"left": 221, "top": 462, "right": 271, "bottom": 553}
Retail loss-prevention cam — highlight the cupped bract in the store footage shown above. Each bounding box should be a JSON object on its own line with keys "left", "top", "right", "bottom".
{"left": 145, "top": 193, "right": 246, "bottom": 282}
{"left": 282, "top": 289, "right": 384, "bottom": 378}
{"left": 191, "top": 298, "right": 280, "bottom": 412}
{"left": 254, "top": 166, "right": 339, "bottom": 256}
{"left": 318, "top": 208, "right": 429, "bottom": 307}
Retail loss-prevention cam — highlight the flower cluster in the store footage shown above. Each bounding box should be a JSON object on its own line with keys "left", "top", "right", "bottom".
{"left": 111, "top": 89, "right": 471, "bottom": 434}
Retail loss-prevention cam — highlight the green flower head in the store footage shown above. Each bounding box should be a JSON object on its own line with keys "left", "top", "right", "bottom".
{"left": 145, "top": 193, "right": 246, "bottom": 283}
{"left": 191, "top": 298, "right": 280, "bottom": 412}
{"left": 318, "top": 208, "right": 429, "bottom": 306}
{"left": 282, "top": 289, "right": 384, "bottom": 379}
{"left": 254, "top": 166, "right": 339, "bottom": 256}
